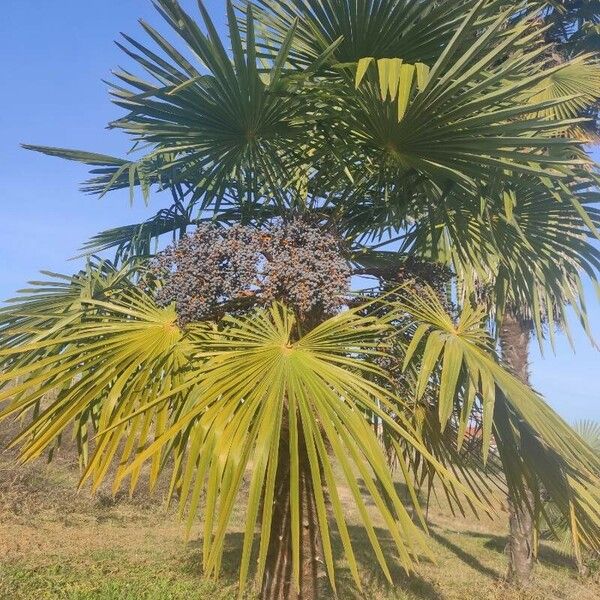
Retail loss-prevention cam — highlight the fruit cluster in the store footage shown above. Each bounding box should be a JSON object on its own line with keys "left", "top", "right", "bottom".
{"left": 151, "top": 221, "right": 350, "bottom": 325}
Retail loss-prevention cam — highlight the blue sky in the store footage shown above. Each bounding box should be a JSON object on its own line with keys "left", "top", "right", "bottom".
{"left": 1, "top": 1, "right": 598, "bottom": 421}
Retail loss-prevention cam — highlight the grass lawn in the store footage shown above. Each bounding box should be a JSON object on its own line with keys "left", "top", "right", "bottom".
{"left": 1, "top": 432, "right": 598, "bottom": 600}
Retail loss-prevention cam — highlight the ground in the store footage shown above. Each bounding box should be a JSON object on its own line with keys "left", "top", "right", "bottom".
{"left": 0, "top": 430, "right": 598, "bottom": 600}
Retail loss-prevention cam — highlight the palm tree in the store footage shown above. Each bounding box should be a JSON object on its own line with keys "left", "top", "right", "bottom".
{"left": 366, "top": 171, "right": 600, "bottom": 585}
{"left": 3, "top": 1, "right": 600, "bottom": 598}
{"left": 396, "top": 0, "right": 600, "bottom": 582}
{"left": 502, "top": 0, "right": 600, "bottom": 583}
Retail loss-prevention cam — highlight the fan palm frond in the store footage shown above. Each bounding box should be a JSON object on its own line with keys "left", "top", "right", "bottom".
{"left": 249, "top": 0, "right": 493, "bottom": 68}
{"left": 525, "top": 57, "right": 600, "bottom": 138}
{"left": 387, "top": 286, "right": 600, "bottom": 555}
{"left": 404, "top": 174, "right": 600, "bottom": 347}
{"left": 26, "top": 0, "right": 340, "bottom": 211}
{"left": 0, "top": 271, "right": 491, "bottom": 593}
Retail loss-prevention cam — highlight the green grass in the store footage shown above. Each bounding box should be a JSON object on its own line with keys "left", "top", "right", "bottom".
{"left": 2, "top": 514, "right": 597, "bottom": 600}
{"left": 0, "top": 562, "right": 233, "bottom": 600}
{"left": 1, "top": 433, "right": 598, "bottom": 600}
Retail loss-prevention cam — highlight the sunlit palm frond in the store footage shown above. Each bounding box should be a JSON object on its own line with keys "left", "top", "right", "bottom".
{"left": 0, "top": 272, "right": 495, "bottom": 594}
{"left": 0, "top": 275, "right": 195, "bottom": 474}
{"left": 404, "top": 174, "right": 600, "bottom": 347}
{"left": 524, "top": 57, "right": 600, "bottom": 138}
{"left": 387, "top": 285, "right": 600, "bottom": 555}
{"left": 249, "top": 0, "right": 491, "bottom": 68}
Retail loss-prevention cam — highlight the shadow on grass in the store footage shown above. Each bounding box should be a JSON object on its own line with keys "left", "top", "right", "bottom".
{"left": 428, "top": 529, "right": 501, "bottom": 579}
{"left": 336, "top": 524, "right": 443, "bottom": 600}
{"left": 177, "top": 521, "right": 587, "bottom": 600}
{"left": 182, "top": 521, "right": 578, "bottom": 599}
{"left": 182, "top": 532, "right": 245, "bottom": 582}
{"left": 182, "top": 526, "right": 445, "bottom": 599}
{"left": 476, "top": 532, "right": 576, "bottom": 571}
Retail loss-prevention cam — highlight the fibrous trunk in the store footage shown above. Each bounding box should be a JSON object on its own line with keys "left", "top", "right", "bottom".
{"left": 506, "top": 486, "right": 535, "bottom": 585}
{"left": 261, "top": 419, "right": 321, "bottom": 600}
{"left": 499, "top": 312, "right": 534, "bottom": 586}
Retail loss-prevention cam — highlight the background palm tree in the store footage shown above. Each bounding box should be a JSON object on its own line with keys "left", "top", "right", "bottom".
{"left": 394, "top": 0, "right": 600, "bottom": 583}
{"left": 403, "top": 171, "right": 600, "bottom": 585}
{"left": 504, "top": 0, "right": 600, "bottom": 583}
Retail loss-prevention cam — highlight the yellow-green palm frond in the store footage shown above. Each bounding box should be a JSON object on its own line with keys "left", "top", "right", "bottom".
{"left": 0, "top": 283, "right": 197, "bottom": 479}
{"left": 0, "top": 271, "right": 489, "bottom": 595}
{"left": 389, "top": 285, "right": 600, "bottom": 555}
{"left": 526, "top": 56, "right": 600, "bottom": 138}
{"left": 3, "top": 269, "right": 599, "bottom": 588}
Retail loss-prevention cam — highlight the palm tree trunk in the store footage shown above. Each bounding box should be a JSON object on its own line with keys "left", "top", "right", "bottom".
{"left": 506, "top": 488, "right": 535, "bottom": 584}
{"left": 261, "top": 420, "right": 321, "bottom": 600}
{"left": 499, "top": 312, "right": 535, "bottom": 586}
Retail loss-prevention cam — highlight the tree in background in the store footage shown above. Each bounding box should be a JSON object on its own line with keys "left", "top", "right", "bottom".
{"left": 405, "top": 173, "right": 600, "bottom": 584}
{"left": 502, "top": 0, "right": 600, "bottom": 583}
{"left": 2, "top": 1, "right": 600, "bottom": 598}
{"left": 397, "top": 0, "right": 600, "bottom": 584}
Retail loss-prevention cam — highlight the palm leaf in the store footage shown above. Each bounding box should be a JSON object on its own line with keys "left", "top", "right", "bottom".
{"left": 404, "top": 174, "right": 600, "bottom": 347}
{"left": 249, "top": 0, "right": 490, "bottom": 68}
{"left": 525, "top": 56, "right": 600, "bottom": 138}
{"left": 388, "top": 285, "right": 600, "bottom": 554}
{"left": 0, "top": 271, "right": 493, "bottom": 593}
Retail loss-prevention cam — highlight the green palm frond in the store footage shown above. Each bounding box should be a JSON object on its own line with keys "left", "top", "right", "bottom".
{"left": 249, "top": 0, "right": 490, "bottom": 68}
{"left": 0, "top": 259, "right": 136, "bottom": 349}
{"left": 405, "top": 174, "right": 600, "bottom": 347}
{"left": 387, "top": 286, "right": 600, "bottom": 555}
{"left": 340, "top": 4, "right": 590, "bottom": 191}
{"left": 0, "top": 271, "right": 493, "bottom": 594}
{"left": 388, "top": 400, "right": 507, "bottom": 519}
{"left": 21, "top": 145, "right": 172, "bottom": 202}
{"left": 541, "top": 419, "right": 600, "bottom": 561}
{"left": 525, "top": 57, "right": 600, "bottom": 136}
{"left": 25, "top": 0, "right": 592, "bottom": 224}
{"left": 25, "top": 0, "right": 340, "bottom": 210}
{"left": 80, "top": 206, "right": 193, "bottom": 260}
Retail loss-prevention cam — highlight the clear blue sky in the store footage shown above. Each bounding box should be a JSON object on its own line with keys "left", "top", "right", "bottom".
{"left": 1, "top": 1, "right": 598, "bottom": 421}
